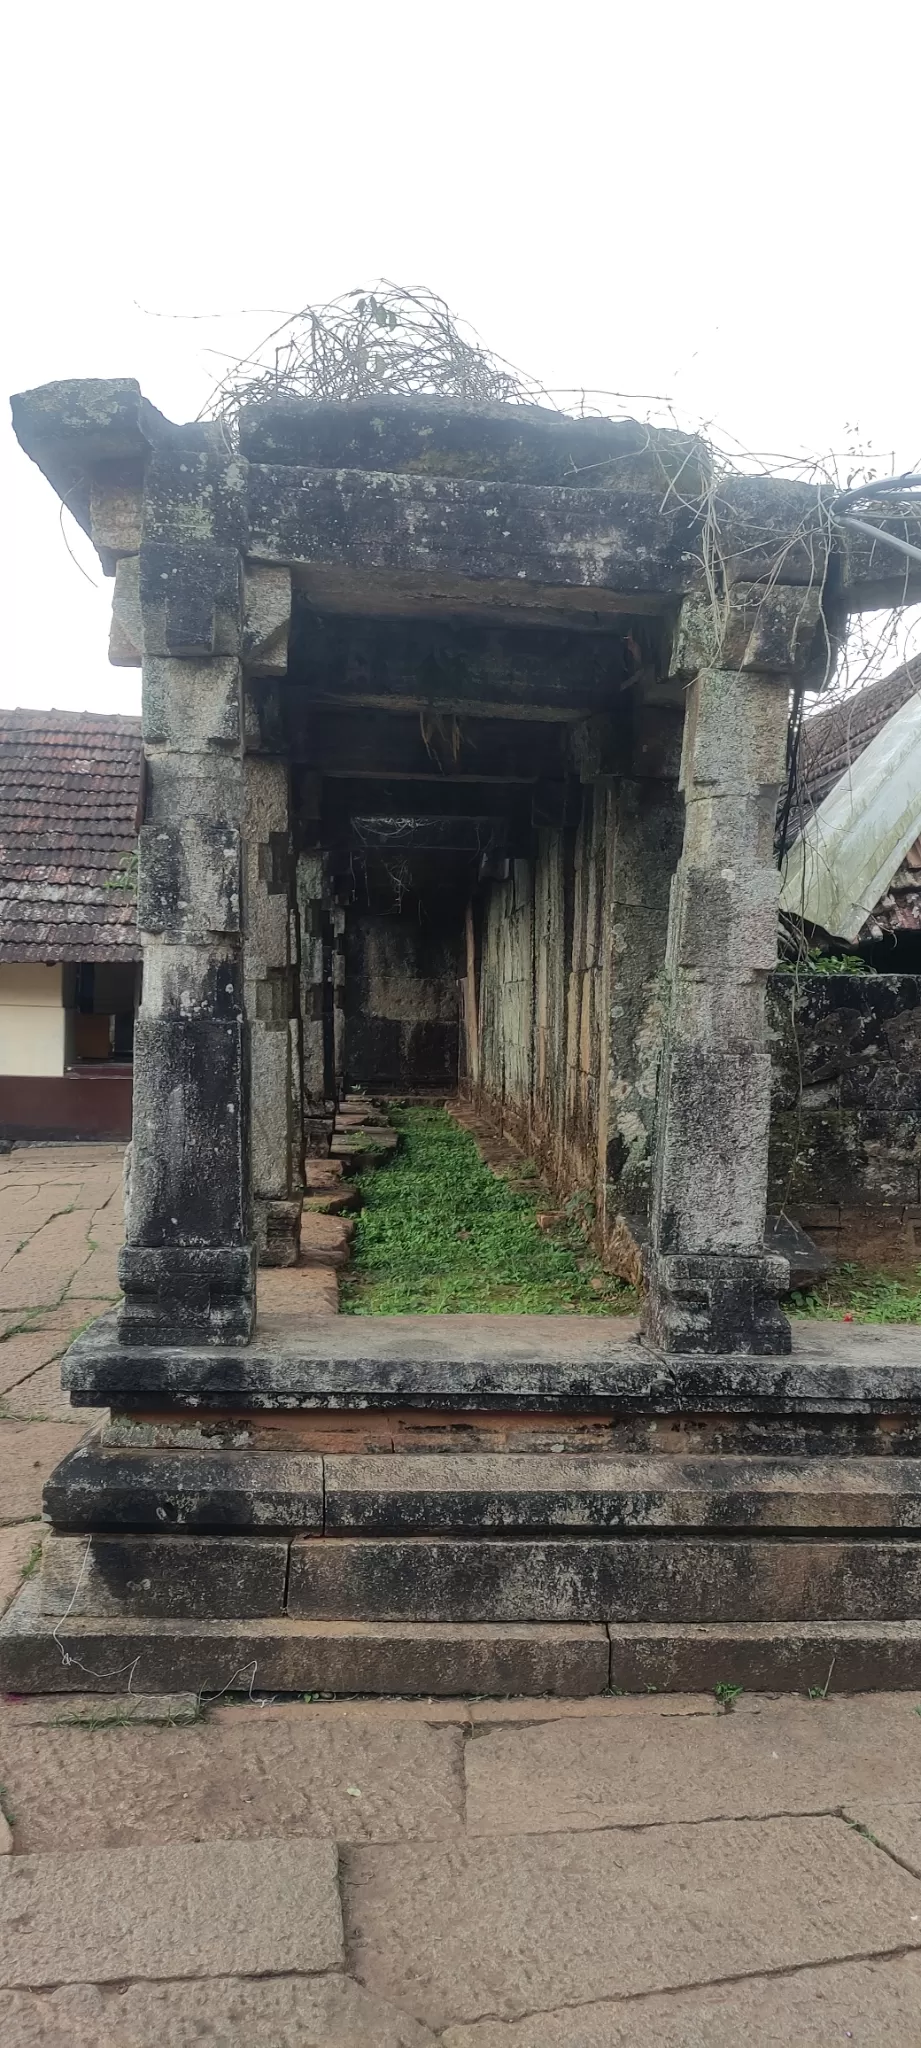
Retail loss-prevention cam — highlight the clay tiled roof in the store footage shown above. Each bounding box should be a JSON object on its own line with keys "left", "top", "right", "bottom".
{"left": 797, "top": 656, "right": 921, "bottom": 936}
{"left": 799, "top": 656, "right": 921, "bottom": 810}
{"left": 0, "top": 709, "right": 142, "bottom": 963}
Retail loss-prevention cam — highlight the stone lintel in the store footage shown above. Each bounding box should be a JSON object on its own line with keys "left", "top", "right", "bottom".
{"left": 247, "top": 464, "right": 700, "bottom": 598}
{"left": 11, "top": 378, "right": 921, "bottom": 620}
{"left": 238, "top": 393, "right": 710, "bottom": 493}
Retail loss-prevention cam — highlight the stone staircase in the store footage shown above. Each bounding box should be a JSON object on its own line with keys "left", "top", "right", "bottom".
{"left": 6, "top": 1316, "right": 921, "bottom": 1697}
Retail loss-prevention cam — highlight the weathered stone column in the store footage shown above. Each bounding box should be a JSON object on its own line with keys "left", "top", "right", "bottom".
{"left": 240, "top": 574, "right": 301, "bottom": 1260}
{"left": 331, "top": 898, "right": 348, "bottom": 1099}
{"left": 243, "top": 754, "right": 302, "bottom": 1264}
{"left": 643, "top": 596, "right": 804, "bottom": 1353}
{"left": 119, "top": 442, "right": 255, "bottom": 1344}
{"left": 603, "top": 705, "right": 685, "bottom": 1275}
{"left": 297, "top": 849, "right": 334, "bottom": 1152}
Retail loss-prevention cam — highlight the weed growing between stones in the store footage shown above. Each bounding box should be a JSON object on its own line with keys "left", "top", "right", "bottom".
{"left": 339, "top": 1105, "right": 636, "bottom": 1315}
{"left": 791, "top": 1263, "right": 921, "bottom": 1322}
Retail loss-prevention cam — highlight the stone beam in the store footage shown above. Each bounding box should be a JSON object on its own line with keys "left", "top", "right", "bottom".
{"left": 288, "top": 706, "right": 572, "bottom": 782}
{"left": 12, "top": 380, "right": 921, "bottom": 624}
{"left": 289, "top": 613, "right": 649, "bottom": 719}
{"left": 340, "top": 815, "right": 509, "bottom": 855}
{"left": 247, "top": 465, "right": 699, "bottom": 606}
{"left": 238, "top": 393, "right": 710, "bottom": 493}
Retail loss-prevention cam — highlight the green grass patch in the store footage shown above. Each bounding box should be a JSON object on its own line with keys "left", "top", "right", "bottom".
{"left": 791, "top": 1262, "right": 921, "bottom": 1323}
{"left": 339, "top": 1106, "right": 637, "bottom": 1316}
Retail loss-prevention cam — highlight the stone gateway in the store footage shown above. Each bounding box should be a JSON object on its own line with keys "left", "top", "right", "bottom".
{"left": 5, "top": 377, "right": 921, "bottom": 1696}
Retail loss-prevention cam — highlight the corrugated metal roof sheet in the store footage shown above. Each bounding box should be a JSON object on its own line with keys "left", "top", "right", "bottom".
{"left": 0, "top": 709, "right": 142, "bottom": 963}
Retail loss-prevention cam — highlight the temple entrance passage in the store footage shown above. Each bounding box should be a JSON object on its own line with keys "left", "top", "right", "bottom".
{"left": 339, "top": 1105, "right": 634, "bottom": 1315}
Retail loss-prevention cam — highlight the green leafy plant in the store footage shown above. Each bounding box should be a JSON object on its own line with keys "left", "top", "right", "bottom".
{"left": 339, "top": 1106, "right": 636, "bottom": 1316}
{"left": 714, "top": 1682, "right": 744, "bottom": 1711}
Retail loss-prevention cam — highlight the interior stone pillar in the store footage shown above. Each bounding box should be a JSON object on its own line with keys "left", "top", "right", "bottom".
{"left": 297, "top": 849, "right": 334, "bottom": 1152}
{"left": 243, "top": 755, "right": 302, "bottom": 1265}
{"left": 643, "top": 662, "right": 792, "bottom": 1354}
{"left": 331, "top": 898, "right": 348, "bottom": 1099}
{"left": 120, "top": 445, "right": 254, "bottom": 1342}
{"left": 603, "top": 705, "right": 685, "bottom": 1276}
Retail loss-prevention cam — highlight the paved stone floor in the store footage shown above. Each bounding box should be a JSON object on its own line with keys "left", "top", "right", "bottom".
{"left": 5, "top": 1145, "right": 921, "bottom": 2040}
{"left": 4, "top": 1689, "right": 921, "bottom": 2040}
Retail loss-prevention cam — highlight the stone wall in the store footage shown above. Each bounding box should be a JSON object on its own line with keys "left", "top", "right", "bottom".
{"left": 344, "top": 911, "right": 461, "bottom": 1090}
{"left": 474, "top": 787, "right": 609, "bottom": 1207}
{"left": 768, "top": 972, "right": 921, "bottom": 1264}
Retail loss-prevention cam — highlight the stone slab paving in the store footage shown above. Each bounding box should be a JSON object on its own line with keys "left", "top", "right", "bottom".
{"left": 0, "top": 1976, "right": 437, "bottom": 2048}
{"left": 2, "top": 1693, "right": 921, "bottom": 2040}
{"left": 438, "top": 1956, "right": 921, "bottom": 2045}
{"left": 0, "top": 1147, "right": 122, "bottom": 1632}
{"left": 0, "top": 1527, "right": 42, "bottom": 1614}
{"left": 464, "top": 1692, "right": 921, "bottom": 1834}
{"left": 343, "top": 1816, "right": 921, "bottom": 2027}
{"left": 0, "top": 1710, "right": 465, "bottom": 1850}
{"left": 0, "top": 1838, "right": 342, "bottom": 1987}
{"left": 0, "top": 1422, "right": 93, "bottom": 1525}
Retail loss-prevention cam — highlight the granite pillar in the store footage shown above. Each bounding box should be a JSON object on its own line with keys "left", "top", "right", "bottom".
{"left": 603, "top": 706, "right": 685, "bottom": 1276}
{"left": 643, "top": 663, "right": 793, "bottom": 1354}
{"left": 119, "top": 445, "right": 255, "bottom": 1344}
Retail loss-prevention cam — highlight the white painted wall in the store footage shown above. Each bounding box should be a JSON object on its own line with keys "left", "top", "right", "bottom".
{"left": 0, "top": 963, "right": 65, "bottom": 1076}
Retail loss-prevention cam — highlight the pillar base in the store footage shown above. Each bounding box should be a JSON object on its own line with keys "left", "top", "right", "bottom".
{"left": 118, "top": 1246, "right": 256, "bottom": 1347}
{"left": 641, "top": 1251, "right": 791, "bottom": 1356}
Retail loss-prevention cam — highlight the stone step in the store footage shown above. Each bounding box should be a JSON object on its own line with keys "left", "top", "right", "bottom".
{"left": 0, "top": 1577, "right": 607, "bottom": 1696}
{"left": 606, "top": 1619, "right": 921, "bottom": 1694}
{"left": 39, "top": 1523, "right": 921, "bottom": 1626}
{"left": 288, "top": 1534, "right": 921, "bottom": 1624}
{"left": 43, "top": 1438, "right": 325, "bottom": 1532}
{"left": 9, "top": 1574, "right": 921, "bottom": 1695}
{"left": 304, "top": 1159, "right": 345, "bottom": 1189}
{"left": 323, "top": 1452, "right": 921, "bottom": 1535}
{"left": 301, "top": 1187, "right": 362, "bottom": 1216}
{"left": 299, "top": 1213, "right": 354, "bottom": 1269}
{"left": 47, "top": 1446, "right": 921, "bottom": 1537}
{"left": 329, "top": 1129, "right": 398, "bottom": 1171}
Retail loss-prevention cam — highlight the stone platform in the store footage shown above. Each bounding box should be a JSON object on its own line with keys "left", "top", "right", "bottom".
{"left": 7, "top": 1315, "right": 921, "bottom": 1697}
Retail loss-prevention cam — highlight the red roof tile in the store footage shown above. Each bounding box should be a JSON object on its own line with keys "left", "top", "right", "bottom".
{"left": 0, "top": 709, "right": 142, "bottom": 963}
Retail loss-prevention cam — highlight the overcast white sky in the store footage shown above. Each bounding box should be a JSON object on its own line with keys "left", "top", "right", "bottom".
{"left": 2, "top": 0, "right": 920, "bottom": 717}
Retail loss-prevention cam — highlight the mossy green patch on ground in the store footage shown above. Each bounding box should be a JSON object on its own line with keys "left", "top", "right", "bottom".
{"left": 339, "top": 1105, "right": 636, "bottom": 1316}
{"left": 790, "top": 1262, "right": 921, "bottom": 1324}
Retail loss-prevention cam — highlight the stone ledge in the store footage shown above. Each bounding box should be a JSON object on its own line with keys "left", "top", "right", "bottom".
{"left": 60, "top": 1311, "right": 921, "bottom": 1414}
